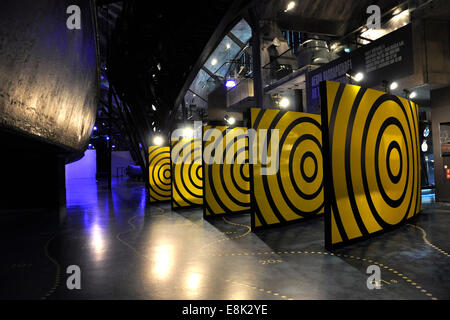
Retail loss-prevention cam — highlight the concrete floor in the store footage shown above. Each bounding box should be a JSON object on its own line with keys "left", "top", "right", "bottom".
{"left": 0, "top": 178, "right": 449, "bottom": 300}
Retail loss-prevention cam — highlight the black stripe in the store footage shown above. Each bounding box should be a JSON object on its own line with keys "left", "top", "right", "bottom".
{"left": 326, "top": 83, "right": 348, "bottom": 242}
{"left": 344, "top": 87, "right": 369, "bottom": 235}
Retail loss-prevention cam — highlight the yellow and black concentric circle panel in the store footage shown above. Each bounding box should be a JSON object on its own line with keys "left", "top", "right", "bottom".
{"left": 250, "top": 108, "right": 324, "bottom": 230}
{"left": 203, "top": 125, "right": 250, "bottom": 217}
{"left": 171, "top": 137, "right": 203, "bottom": 208}
{"left": 148, "top": 146, "right": 171, "bottom": 202}
{"left": 320, "top": 81, "right": 421, "bottom": 250}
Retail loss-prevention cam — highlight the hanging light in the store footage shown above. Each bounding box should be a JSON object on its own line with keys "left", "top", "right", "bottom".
{"left": 389, "top": 82, "right": 398, "bottom": 90}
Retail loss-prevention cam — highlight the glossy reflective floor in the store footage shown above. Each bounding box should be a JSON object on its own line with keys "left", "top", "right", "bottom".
{"left": 0, "top": 178, "right": 449, "bottom": 300}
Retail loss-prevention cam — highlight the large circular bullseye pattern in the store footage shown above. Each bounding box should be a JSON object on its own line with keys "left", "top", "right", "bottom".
{"left": 250, "top": 108, "right": 324, "bottom": 230}
{"left": 171, "top": 138, "right": 203, "bottom": 208}
{"left": 148, "top": 146, "right": 171, "bottom": 202}
{"left": 323, "top": 81, "right": 421, "bottom": 249}
{"left": 203, "top": 126, "right": 251, "bottom": 216}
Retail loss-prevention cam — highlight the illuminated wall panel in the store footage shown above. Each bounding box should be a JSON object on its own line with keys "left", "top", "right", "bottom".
{"left": 148, "top": 146, "right": 171, "bottom": 202}
{"left": 250, "top": 108, "right": 324, "bottom": 230}
{"left": 320, "top": 81, "right": 421, "bottom": 250}
{"left": 203, "top": 125, "right": 250, "bottom": 217}
{"left": 171, "top": 137, "right": 203, "bottom": 208}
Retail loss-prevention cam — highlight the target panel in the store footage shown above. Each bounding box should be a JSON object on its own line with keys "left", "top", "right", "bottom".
{"left": 203, "top": 125, "right": 251, "bottom": 217}
{"left": 250, "top": 108, "right": 324, "bottom": 230}
{"left": 171, "top": 137, "right": 203, "bottom": 208}
{"left": 148, "top": 146, "right": 171, "bottom": 202}
{"left": 320, "top": 81, "right": 421, "bottom": 250}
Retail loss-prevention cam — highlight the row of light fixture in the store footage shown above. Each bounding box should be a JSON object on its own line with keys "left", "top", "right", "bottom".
{"left": 346, "top": 70, "right": 417, "bottom": 99}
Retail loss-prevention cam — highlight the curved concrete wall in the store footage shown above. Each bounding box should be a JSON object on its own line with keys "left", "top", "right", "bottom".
{"left": 0, "top": 0, "right": 98, "bottom": 152}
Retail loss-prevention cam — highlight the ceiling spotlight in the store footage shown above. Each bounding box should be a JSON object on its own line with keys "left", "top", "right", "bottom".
{"left": 153, "top": 136, "right": 163, "bottom": 146}
{"left": 152, "top": 104, "right": 157, "bottom": 111}
{"left": 211, "top": 58, "right": 218, "bottom": 66}
{"left": 345, "top": 70, "right": 364, "bottom": 82}
{"left": 285, "top": 1, "right": 296, "bottom": 12}
{"left": 353, "top": 72, "right": 364, "bottom": 82}
{"left": 226, "top": 43, "right": 231, "bottom": 50}
{"left": 409, "top": 91, "right": 417, "bottom": 99}
{"left": 279, "top": 97, "right": 290, "bottom": 108}
{"left": 393, "top": 7, "right": 402, "bottom": 15}
{"left": 183, "top": 127, "right": 194, "bottom": 137}
{"left": 389, "top": 82, "right": 398, "bottom": 90}
{"left": 346, "top": 70, "right": 364, "bottom": 82}
{"left": 93, "top": 126, "right": 98, "bottom": 131}
{"left": 225, "top": 79, "right": 237, "bottom": 88}
{"left": 224, "top": 115, "right": 236, "bottom": 125}
{"left": 106, "top": 136, "right": 110, "bottom": 141}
